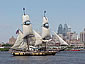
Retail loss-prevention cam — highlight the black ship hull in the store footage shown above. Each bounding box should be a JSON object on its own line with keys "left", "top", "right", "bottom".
{"left": 12, "top": 51, "right": 57, "bottom": 56}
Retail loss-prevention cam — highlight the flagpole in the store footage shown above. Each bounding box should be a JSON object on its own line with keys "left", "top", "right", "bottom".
{"left": 23, "top": 8, "right": 26, "bottom": 15}
{"left": 44, "top": 11, "right": 46, "bottom": 17}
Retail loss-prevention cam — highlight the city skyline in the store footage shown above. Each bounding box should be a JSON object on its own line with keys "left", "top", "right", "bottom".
{"left": 0, "top": 0, "right": 85, "bottom": 43}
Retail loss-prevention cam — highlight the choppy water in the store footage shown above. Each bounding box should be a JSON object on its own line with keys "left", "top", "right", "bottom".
{"left": 0, "top": 51, "right": 85, "bottom": 64}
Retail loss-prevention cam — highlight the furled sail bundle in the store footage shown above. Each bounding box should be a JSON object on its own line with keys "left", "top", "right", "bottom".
{"left": 53, "top": 32, "right": 68, "bottom": 46}
{"left": 11, "top": 29, "right": 23, "bottom": 49}
{"left": 42, "top": 11, "right": 51, "bottom": 40}
{"left": 22, "top": 14, "right": 33, "bottom": 38}
{"left": 18, "top": 39, "right": 28, "bottom": 50}
{"left": 33, "top": 30, "right": 42, "bottom": 46}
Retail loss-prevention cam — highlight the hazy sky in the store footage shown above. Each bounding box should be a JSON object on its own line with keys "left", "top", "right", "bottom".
{"left": 0, "top": 0, "right": 85, "bottom": 43}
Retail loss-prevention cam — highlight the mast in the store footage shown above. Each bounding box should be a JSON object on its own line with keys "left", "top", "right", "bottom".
{"left": 26, "top": 36, "right": 29, "bottom": 51}
{"left": 44, "top": 11, "right": 46, "bottom": 51}
{"left": 42, "top": 11, "right": 51, "bottom": 51}
{"left": 23, "top": 8, "right": 29, "bottom": 51}
{"left": 44, "top": 10, "right": 46, "bottom": 51}
{"left": 22, "top": 8, "right": 34, "bottom": 51}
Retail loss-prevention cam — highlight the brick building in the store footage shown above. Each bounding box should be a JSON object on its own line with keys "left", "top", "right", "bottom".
{"left": 8, "top": 36, "right": 16, "bottom": 44}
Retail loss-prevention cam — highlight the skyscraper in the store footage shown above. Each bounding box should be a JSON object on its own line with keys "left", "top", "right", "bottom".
{"left": 68, "top": 26, "right": 71, "bottom": 32}
{"left": 58, "top": 24, "right": 63, "bottom": 34}
{"left": 63, "top": 24, "right": 68, "bottom": 36}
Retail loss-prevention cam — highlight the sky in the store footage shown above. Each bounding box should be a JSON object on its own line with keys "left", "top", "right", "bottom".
{"left": 0, "top": 0, "right": 85, "bottom": 43}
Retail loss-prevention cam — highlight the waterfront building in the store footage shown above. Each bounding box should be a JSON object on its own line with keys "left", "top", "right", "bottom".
{"left": 8, "top": 36, "right": 16, "bottom": 44}
{"left": 71, "top": 32, "right": 78, "bottom": 40}
{"left": 65, "top": 31, "right": 79, "bottom": 47}
{"left": 80, "top": 28, "right": 85, "bottom": 42}
{"left": 0, "top": 44, "right": 2, "bottom": 47}
{"left": 70, "top": 39, "right": 84, "bottom": 48}
{"left": 65, "top": 31, "right": 78, "bottom": 41}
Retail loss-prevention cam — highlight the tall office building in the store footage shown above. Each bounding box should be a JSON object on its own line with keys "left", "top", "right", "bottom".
{"left": 80, "top": 28, "right": 85, "bottom": 42}
{"left": 63, "top": 24, "right": 68, "bottom": 36}
{"left": 68, "top": 26, "right": 71, "bottom": 32}
{"left": 58, "top": 24, "right": 63, "bottom": 34}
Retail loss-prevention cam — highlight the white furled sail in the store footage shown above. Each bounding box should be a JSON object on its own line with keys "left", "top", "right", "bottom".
{"left": 22, "top": 14, "right": 33, "bottom": 38}
{"left": 33, "top": 30, "right": 42, "bottom": 46}
{"left": 42, "top": 11, "right": 51, "bottom": 40}
{"left": 53, "top": 32, "right": 68, "bottom": 46}
{"left": 11, "top": 29, "right": 23, "bottom": 49}
{"left": 18, "top": 39, "right": 28, "bottom": 50}
{"left": 42, "top": 39, "right": 52, "bottom": 42}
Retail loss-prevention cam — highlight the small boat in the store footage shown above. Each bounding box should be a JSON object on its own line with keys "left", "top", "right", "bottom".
{"left": 66, "top": 49, "right": 80, "bottom": 51}
{"left": 65, "top": 49, "right": 80, "bottom": 51}
{"left": 70, "top": 50, "right": 80, "bottom": 51}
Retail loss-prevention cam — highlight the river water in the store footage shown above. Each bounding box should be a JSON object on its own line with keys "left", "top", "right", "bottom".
{"left": 0, "top": 51, "right": 85, "bottom": 64}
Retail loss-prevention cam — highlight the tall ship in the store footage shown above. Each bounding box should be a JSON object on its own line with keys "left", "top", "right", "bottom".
{"left": 11, "top": 8, "right": 58, "bottom": 56}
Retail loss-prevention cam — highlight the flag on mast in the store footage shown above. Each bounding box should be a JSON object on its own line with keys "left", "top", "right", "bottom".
{"left": 16, "top": 29, "right": 19, "bottom": 34}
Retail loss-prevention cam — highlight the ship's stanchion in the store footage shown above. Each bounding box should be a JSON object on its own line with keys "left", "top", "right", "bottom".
{"left": 13, "top": 53, "right": 19, "bottom": 56}
{"left": 20, "top": 53, "right": 24, "bottom": 55}
{"left": 32, "top": 53, "right": 35, "bottom": 56}
{"left": 39, "top": 53, "right": 42, "bottom": 55}
{"left": 36, "top": 53, "right": 38, "bottom": 55}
